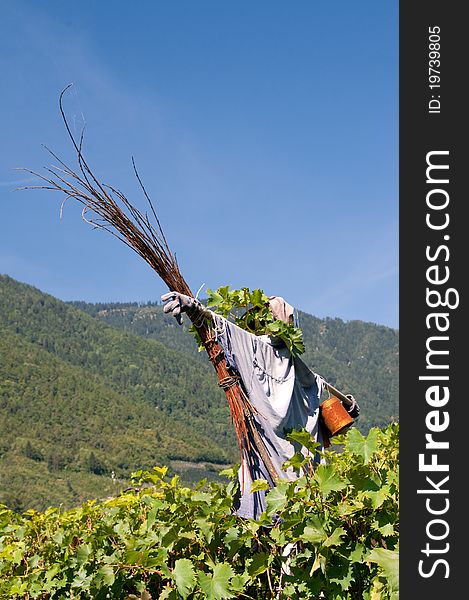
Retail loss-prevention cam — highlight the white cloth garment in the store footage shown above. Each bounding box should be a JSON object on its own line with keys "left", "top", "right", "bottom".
{"left": 212, "top": 313, "right": 326, "bottom": 520}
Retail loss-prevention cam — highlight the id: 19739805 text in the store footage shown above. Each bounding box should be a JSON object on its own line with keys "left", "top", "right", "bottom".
{"left": 428, "top": 26, "right": 441, "bottom": 114}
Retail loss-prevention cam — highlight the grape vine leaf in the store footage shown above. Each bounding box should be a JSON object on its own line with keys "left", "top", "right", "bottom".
{"left": 323, "top": 526, "right": 346, "bottom": 548}
{"left": 346, "top": 428, "right": 380, "bottom": 464}
{"left": 286, "top": 429, "right": 319, "bottom": 453}
{"left": 367, "top": 547, "right": 399, "bottom": 593}
{"left": 76, "top": 543, "right": 92, "bottom": 566}
{"left": 265, "top": 483, "right": 289, "bottom": 516}
{"left": 313, "top": 464, "right": 347, "bottom": 497}
{"left": 247, "top": 551, "right": 270, "bottom": 576}
{"left": 96, "top": 564, "right": 115, "bottom": 586}
{"left": 172, "top": 558, "right": 196, "bottom": 599}
{"left": 249, "top": 479, "right": 270, "bottom": 493}
{"left": 198, "top": 562, "right": 236, "bottom": 600}
{"left": 301, "top": 516, "right": 327, "bottom": 544}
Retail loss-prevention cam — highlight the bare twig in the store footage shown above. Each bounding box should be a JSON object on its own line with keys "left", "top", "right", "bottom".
{"left": 19, "top": 86, "right": 280, "bottom": 484}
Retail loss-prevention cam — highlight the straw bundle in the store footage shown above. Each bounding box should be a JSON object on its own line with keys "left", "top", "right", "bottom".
{"left": 21, "top": 87, "right": 278, "bottom": 484}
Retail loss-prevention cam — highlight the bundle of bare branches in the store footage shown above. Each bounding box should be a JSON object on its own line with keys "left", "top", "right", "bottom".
{"left": 21, "top": 86, "right": 278, "bottom": 485}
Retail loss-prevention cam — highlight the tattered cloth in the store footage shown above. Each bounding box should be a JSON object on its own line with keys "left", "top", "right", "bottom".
{"left": 212, "top": 313, "right": 327, "bottom": 521}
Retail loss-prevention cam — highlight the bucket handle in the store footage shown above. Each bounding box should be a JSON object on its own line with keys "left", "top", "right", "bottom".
{"left": 323, "top": 381, "right": 353, "bottom": 408}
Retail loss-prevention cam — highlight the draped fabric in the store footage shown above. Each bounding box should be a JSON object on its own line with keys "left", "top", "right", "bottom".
{"left": 212, "top": 314, "right": 326, "bottom": 520}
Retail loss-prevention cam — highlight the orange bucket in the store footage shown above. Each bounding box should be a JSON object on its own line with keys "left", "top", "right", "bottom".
{"left": 320, "top": 396, "right": 354, "bottom": 437}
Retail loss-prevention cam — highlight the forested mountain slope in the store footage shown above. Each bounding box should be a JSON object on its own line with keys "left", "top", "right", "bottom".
{"left": 0, "top": 276, "right": 235, "bottom": 511}
{"left": 0, "top": 275, "right": 398, "bottom": 511}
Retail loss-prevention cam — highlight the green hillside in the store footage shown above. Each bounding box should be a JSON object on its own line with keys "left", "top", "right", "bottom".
{"left": 0, "top": 276, "right": 237, "bottom": 511}
{"left": 0, "top": 274, "right": 398, "bottom": 512}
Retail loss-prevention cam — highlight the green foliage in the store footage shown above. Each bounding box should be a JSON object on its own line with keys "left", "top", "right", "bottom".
{"left": 0, "top": 424, "right": 399, "bottom": 599}
{"left": 193, "top": 285, "right": 305, "bottom": 355}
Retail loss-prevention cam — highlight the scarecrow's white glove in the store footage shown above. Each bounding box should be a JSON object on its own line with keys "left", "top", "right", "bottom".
{"left": 161, "top": 291, "right": 204, "bottom": 325}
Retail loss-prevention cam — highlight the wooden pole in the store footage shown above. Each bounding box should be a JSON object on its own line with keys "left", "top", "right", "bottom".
{"left": 323, "top": 381, "right": 353, "bottom": 408}
{"left": 186, "top": 309, "right": 280, "bottom": 485}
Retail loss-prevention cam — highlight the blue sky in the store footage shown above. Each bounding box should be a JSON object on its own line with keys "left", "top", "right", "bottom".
{"left": 1, "top": 1, "right": 398, "bottom": 328}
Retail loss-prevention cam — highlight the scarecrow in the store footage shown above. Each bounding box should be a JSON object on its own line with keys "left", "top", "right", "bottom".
{"left": 161, "top": 290, "right": 360, "bottom": 520}
{"left": 24, "top": 87, "right": 360, "bottom": 521}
